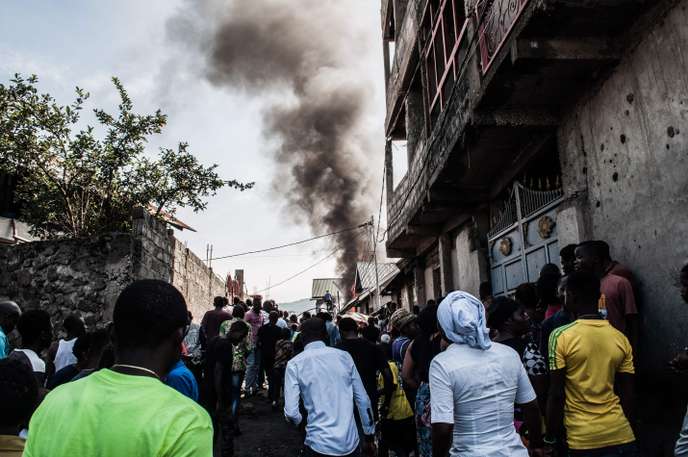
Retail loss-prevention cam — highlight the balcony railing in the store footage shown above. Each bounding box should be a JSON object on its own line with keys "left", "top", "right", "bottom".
{"left": 422, "top": 0, "right": 469, "bottom": 128}
{"left": 476, "top": 0, "right": 531, "bottom": 74}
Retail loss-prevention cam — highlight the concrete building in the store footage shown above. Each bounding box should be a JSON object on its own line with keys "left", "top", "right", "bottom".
{"left": 380, "top": 0, "right": 688, "bottom": 450}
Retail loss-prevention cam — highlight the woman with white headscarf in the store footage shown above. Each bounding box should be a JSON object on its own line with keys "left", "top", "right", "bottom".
{"left": 429, "top": 291, "right": 545, "bottom": 457}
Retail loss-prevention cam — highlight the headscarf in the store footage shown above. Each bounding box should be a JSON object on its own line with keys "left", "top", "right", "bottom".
{"left": 437, "top": 291, "right": 491, "bottom": 350}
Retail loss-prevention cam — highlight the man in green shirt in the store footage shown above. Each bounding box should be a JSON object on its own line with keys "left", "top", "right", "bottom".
{"left": 24, "top": 279, "right": 213, "bottom": 457}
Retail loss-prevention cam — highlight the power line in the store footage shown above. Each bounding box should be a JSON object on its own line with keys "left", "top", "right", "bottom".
{"left": 208, "top": 222, "right": 371, "bottom": 262}
{"left": 252, "top": 248, "right": 340, "bottom": 295}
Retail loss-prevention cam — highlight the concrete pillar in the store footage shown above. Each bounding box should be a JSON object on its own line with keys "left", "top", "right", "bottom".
{"left": 438, "top": 233, "right": 454, "bottom": 296}
{"left": 414, "top": 263, "right": 426, "bottom": 306}
{"left": 405, "top": 84, "right": 424, "bottom": 164}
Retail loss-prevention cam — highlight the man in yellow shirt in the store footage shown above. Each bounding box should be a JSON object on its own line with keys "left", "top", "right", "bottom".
{"left": 546, "top": 271, "right": 637, "bottom": 456}
{"left": 24, "top": 279, "right": 213, "bottom": 457}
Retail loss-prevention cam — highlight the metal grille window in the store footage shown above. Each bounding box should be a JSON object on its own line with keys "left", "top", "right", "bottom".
{"left": 421, "top": 0, "right": 467, "bottom": 128}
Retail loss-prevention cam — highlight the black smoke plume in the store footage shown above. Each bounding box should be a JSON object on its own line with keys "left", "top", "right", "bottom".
{"left": 171, "top": 0, "right": 376, "bottom": 295}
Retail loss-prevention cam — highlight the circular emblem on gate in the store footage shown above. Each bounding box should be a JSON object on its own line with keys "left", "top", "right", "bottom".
{"left": 538, "top": 215, "right": 555, "bottom": 239}
{"left": 499, "top": 237, "right": 513, "bottom": 256}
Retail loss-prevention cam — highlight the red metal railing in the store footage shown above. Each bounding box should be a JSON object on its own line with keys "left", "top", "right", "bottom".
{"left": 476, "top": 0, "right": 531, "bottom": 74}
{"left": 422, "top": 0, "right": 468, "bottom": 127}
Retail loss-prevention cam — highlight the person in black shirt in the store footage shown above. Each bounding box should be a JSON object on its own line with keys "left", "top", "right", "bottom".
{"left": 257, "top": 311, "right": 284, "bottom": 409}
{"left": 205, "top": 321, "right": 248, "bottom": 457}
{"left": 336, "top": 317, "right": 393, "bottom": 422}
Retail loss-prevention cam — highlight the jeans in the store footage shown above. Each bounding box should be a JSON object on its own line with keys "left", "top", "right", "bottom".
{"left": 569, "top": 442, "right": 639, "bottom": 457}
{"left": 303, "top": 447, "right": 360, "bottom": 457}
{"left": 245, "top": 348, "right": 260, "bottom": 390}
{"left": 231, "top": 371, "right": 244, "bottom": 419}
{"left": 677, "top": 405, "right": 688, "bottom": 457}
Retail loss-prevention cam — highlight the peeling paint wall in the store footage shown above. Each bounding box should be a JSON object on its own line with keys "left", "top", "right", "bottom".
{"left": 558, "top": 0, "right": 688, "bottom": 370}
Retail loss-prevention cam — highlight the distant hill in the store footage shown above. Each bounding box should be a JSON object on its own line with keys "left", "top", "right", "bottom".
{"left": 278, "top": 297, "right": 315, "bottom": 315}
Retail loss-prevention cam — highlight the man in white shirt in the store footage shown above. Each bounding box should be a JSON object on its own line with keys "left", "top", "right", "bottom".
{"left": 8, "top": 309, "right": 53, "bottom": 386}
{"left": 284, "top": 318, "right": 375, "bottom": 457}
{"left": 430, "top": 291, "right": 544, "bottom": 457}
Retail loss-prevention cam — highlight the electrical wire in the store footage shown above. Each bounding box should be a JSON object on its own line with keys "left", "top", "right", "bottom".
{"left": 251, "top": 248, "right": 340, "bottom": 295}
{"left": 207, "top": 222, "right": 371, "bottom": 262}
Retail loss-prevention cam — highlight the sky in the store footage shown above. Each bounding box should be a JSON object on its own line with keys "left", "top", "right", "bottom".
{"left": 0, "top": 0, "right": 387, "bottom": 303}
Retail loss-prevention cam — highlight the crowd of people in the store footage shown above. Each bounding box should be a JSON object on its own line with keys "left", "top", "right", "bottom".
{"left": 0, "top": 239, "right": 687, "bottom": 457}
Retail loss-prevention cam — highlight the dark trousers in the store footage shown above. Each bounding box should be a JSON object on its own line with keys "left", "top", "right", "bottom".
{"left": 213, "top": 410, "right": 233, "bottom": 457}
{"left": 304, "top": 446, "right": 360, "bottom": 457}
{"left": 264, "top": 357, "right": 278, "bottom": 402}
{"left": 569, "top": 442, "right": 640, "bottom": 457}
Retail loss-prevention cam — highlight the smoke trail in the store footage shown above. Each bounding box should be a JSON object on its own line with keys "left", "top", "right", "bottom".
{"left": 170, "top": 0, "right": 378, "bottom": 294}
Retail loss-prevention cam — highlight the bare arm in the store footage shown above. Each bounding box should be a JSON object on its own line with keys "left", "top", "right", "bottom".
{"left": 519, "top": 399, "right": 543, "bottom": 449}
{"left": 546, "top": 369, "right": 566, "bottom": 440}
{"left": 432, "top": 423, "right": 453, "bottom": 457}
{"left": 401, "top": 341, "right": 418, "bottom": 389}
{"left": 616, "top": 372, "right": 635, "bottom": 424}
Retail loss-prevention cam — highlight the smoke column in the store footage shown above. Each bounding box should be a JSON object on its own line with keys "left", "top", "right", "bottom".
{"left": 171, "top": 0, "right": 379, "bottom": 294}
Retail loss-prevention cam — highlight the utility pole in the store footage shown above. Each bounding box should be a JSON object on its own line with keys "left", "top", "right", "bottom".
{"left": 371, "top": 215, "right": 382, "bottom": 311}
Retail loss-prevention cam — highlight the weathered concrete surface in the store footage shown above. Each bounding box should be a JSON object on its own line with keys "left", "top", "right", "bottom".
{"left": 0, "top": 234, "right": 132, "bottom": 326}
{"left": 558, "top": 0, "right": 688, "bottom": 371}
{"left": 0, "top": 210, "right": 223, "bottom": 327}
{"left": 171, "top": 238, "right": 226, "bottom": 322}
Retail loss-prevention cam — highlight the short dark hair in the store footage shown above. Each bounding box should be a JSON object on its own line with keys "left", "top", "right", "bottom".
{"left": 479, "top": 281, "right": 492, "bottom": 300}
{"left": 487, "top": 297, "right": 520, "bottom": 331}
{"left": 417, "top": 303, "right": 438, "bottom": 335}
{"left": 560, "top": 244, "right": 578, "bottom": 262}
{"left": 300, "top": 318, "right": 326, "bottom": 343}
{"left": 0, "top": 358, "right": 38, "bottom": 428}
{"left": 595, "top": 240, "right": 612, "bottom": 261}
{"left": 63, "top": 314, "right": 85, "bottom": 337}
{"left": 213, "top": 296, "right": 225, "bottom": 308}
{"left": 269, "top": 311, "right": 279, "bottom": 323}
{"left": 682, "top": 263, "right": 688, "bottom": 274}
{"left": 113, "top": 280, "right": 188, "bottom": 349}
{"left": 233, "top": 297, "right": 241, "bottom": 305}
{"left": 17, "top": 310, "right": 51, "bottom": 346}
{"left": 565, "top": 271, "right": 601, "bottom": 305}
{"left": 232, "top": 304, "right": 245, "bottom": 319}
{"left": 540, "top": 263, "right": 561, "bottom": 277}
{"left": 338, "top": 317, "right": 357, "bottom": 333}
{"left": 514, "top": 283, "right": 538, "bottom": 309}
{"left": 73, "top": 329, "right": 110, "bottom": 364}
{"left": 577, "top": 240, "right": 605, "bottom": 259}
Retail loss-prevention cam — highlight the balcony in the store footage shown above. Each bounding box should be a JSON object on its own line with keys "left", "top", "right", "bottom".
{"left": 386, "top": 0, "right": 653, "bottom": 257}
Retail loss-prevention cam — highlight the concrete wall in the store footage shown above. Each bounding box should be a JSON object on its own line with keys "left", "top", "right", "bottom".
{"left": 0, "top": 210, "right": 223, "bottom": 328}
{"left": 0, "top": 234, "right": 132, "bottom": 326}
{"left": 171, "top": 239, "right": 226, "bottom": 322}
{"left": 558, "top": 0, "right": 688, "bottom": 370}
{"left": 453, "top": 223, "right": 489, "bottom": 298}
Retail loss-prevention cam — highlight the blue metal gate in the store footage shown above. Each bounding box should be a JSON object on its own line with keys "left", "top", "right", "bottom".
{"left": 488, "top": 182, "right": 563, "bottom": 296}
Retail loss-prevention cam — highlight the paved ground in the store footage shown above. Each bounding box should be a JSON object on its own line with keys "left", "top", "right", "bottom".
{"left": 233, "top": 391, "right": 303, "bottom": 457}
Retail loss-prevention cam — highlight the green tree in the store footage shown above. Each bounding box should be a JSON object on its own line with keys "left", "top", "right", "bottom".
{"left": 0, "top": 74, "right": 252, "bottom": 238}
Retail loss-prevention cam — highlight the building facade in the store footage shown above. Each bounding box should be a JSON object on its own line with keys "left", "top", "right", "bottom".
{"left": 381, "top": 0, "right": 688, "bottom": 449}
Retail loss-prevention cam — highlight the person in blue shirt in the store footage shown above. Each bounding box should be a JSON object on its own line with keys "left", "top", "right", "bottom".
{"left": 165, "top": 358, "right": 199, "bottom": 401}
{"left": 0, "top": 301, "right": 21, "bottom": 359}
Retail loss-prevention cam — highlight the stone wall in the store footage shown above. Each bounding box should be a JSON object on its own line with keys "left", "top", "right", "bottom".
{"left": 0, "top": 209, "right": 223, "bottom": 327}
{"left": 171, "top": 238, "right": 226, "bottom": 322}
{"left": 0, "top": 234, "right": 132, "bottom": 326}
{"left": 558, "top": 0, "right": 688, "bottom": 371}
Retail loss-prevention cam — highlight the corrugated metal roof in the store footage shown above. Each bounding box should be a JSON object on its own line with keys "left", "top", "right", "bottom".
{"left": 356, "top": 261, "right": 400, "bottom": 291}
{"left": 0, "top": 217, "right": 35, "bottom": 244}
{"left": 311, "top": 278, "right": 344, "bottom": 299}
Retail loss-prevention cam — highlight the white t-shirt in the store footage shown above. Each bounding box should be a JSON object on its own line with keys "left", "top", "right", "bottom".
{"left": 430, "top": 342, "right": 536, "bottom": 457}
{"left": 54, "top": 338, "right": 78, "bottom": 372}
{"left": 13, "top": 348, "right": 46, "bottom": 373}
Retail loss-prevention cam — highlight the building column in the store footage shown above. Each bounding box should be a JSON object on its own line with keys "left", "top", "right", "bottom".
{"left": 438, "top": 233, "right": 454, "bottom": 296}
{"left": 413, "top": 263, "right": 426, "bottom": 307}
